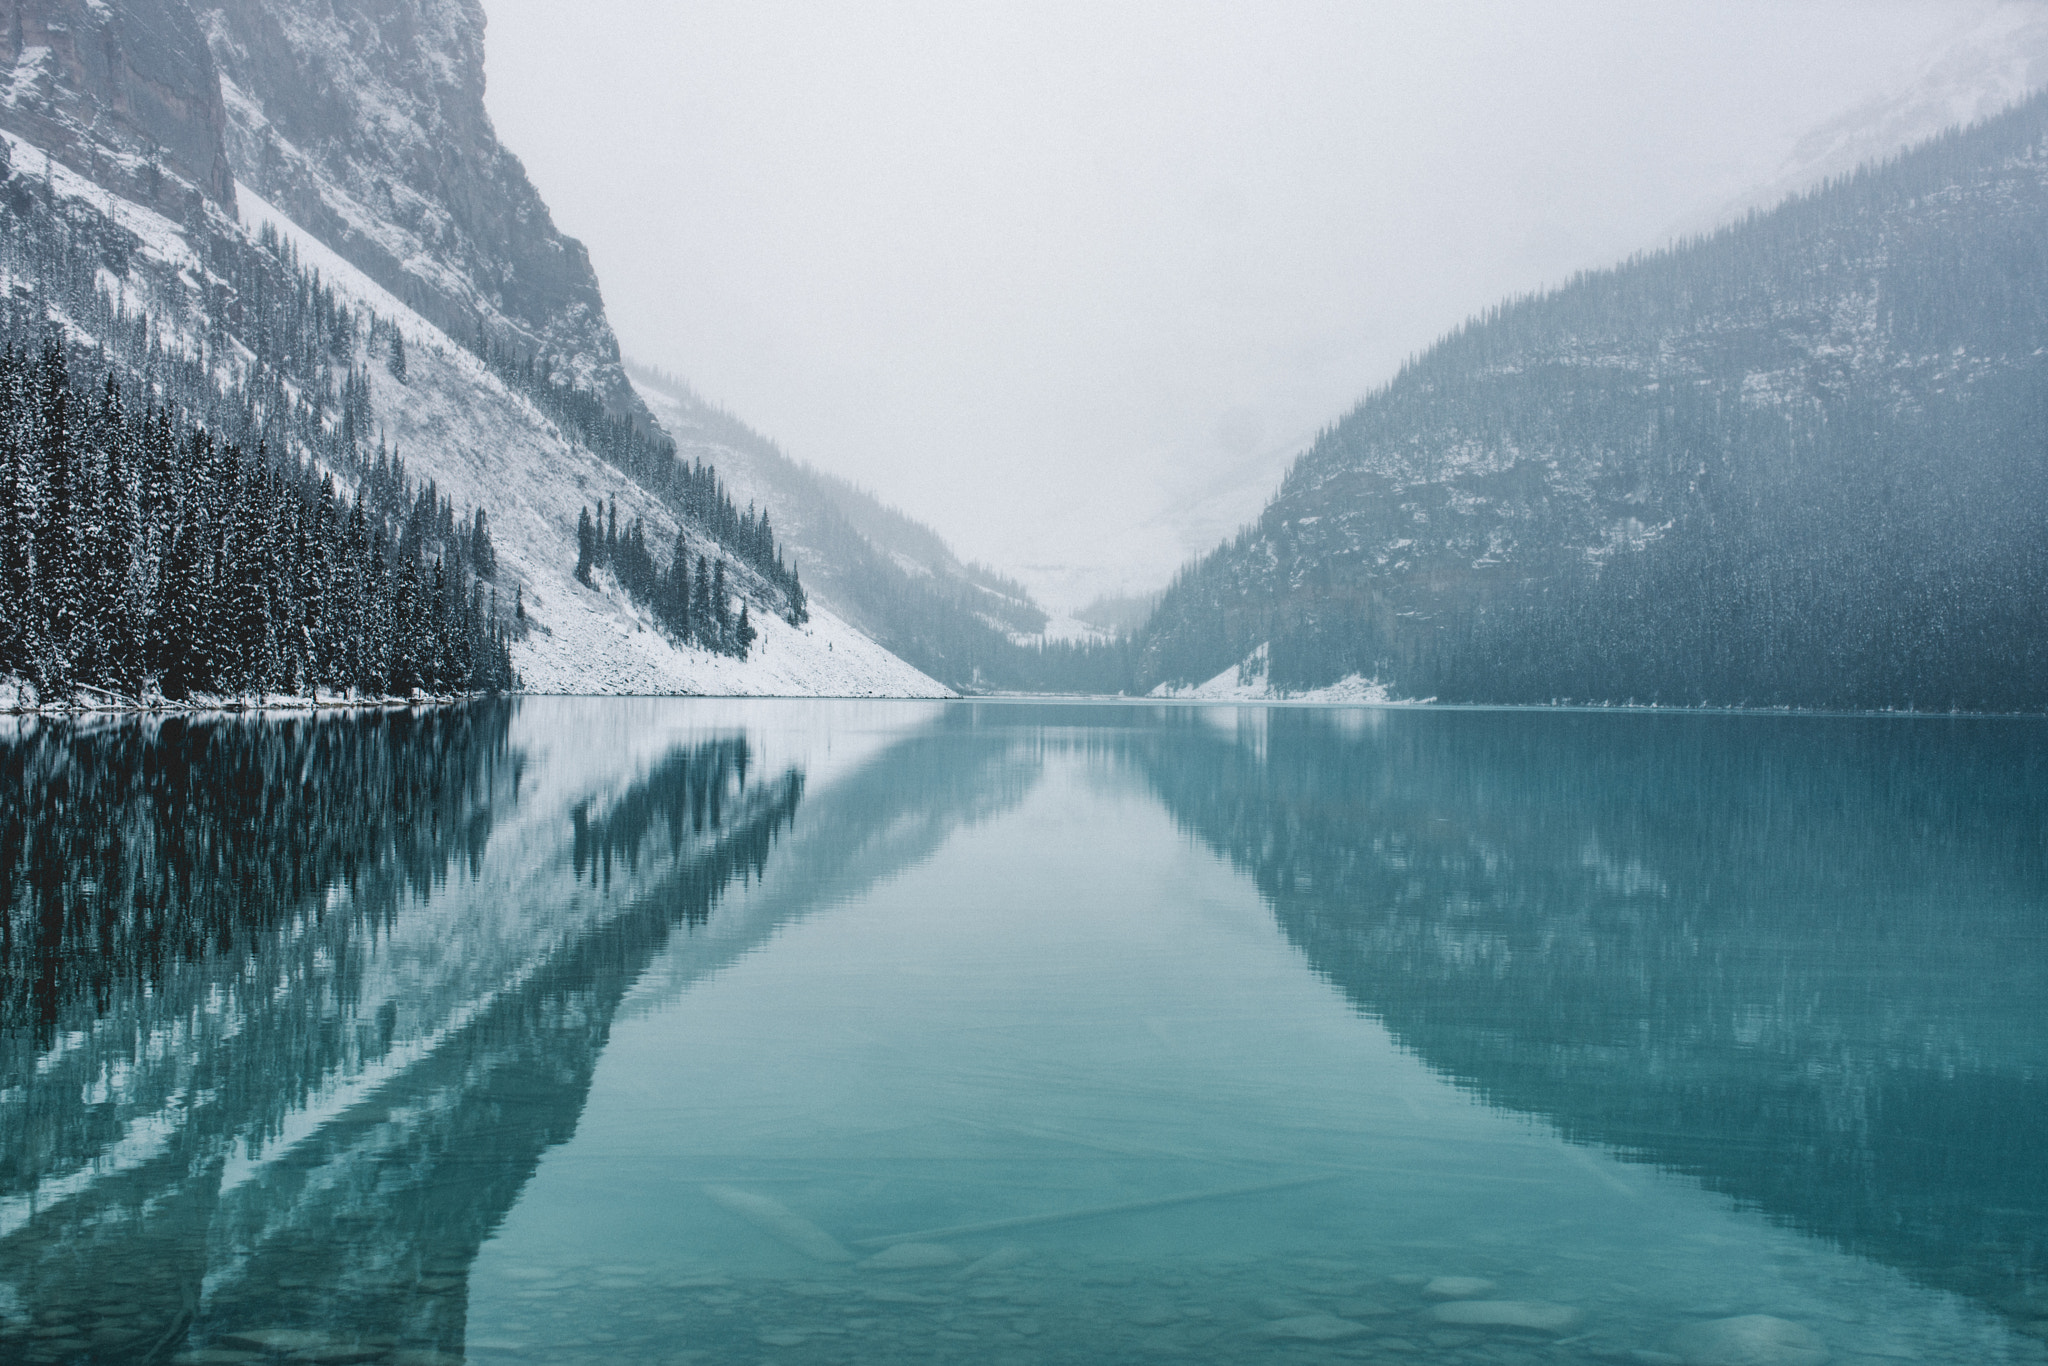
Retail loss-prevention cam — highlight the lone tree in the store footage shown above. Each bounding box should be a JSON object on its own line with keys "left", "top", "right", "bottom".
{"left": 575, "top": 506, "right": 596, "bottom": 585}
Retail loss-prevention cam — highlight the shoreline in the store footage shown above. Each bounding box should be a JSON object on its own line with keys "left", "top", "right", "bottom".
{"left": 9, "top": 687, "right": 2043, "bottom": 721}
{"left": 0, "top": 685, "right": 495, "bottom": 717}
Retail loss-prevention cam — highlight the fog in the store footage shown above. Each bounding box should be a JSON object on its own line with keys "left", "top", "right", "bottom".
{"left": 481, "top": 0, "right": 2041, "bottom": 610}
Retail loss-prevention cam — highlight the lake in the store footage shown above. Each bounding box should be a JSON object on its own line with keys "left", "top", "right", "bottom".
{"left": 2, "top": 698, "right": 2045, "bottom": 1366}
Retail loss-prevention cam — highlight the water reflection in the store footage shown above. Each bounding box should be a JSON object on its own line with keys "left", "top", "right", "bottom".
{"left": 0, "top": 705, "right": 515, "bottom": 1035}
{"left": 1, "top": 699, "right": 2044, "bottom": 1364}
{"left": 1132, "top": 706, "right": 2048, "bottom": 1325}
{"left": 0, "top": 704, "right": 811, "bottom": 1361}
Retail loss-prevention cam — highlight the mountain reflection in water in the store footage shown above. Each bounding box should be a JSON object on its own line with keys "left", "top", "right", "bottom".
{"left": 0, "top": 703, "right": 828, "bottom": 1361}
{"left": 0, "top": 699, "right": 2043, "bottom": 1364}
{"left": 1131, "top": 706, "right": 2048, "bottom": 1325}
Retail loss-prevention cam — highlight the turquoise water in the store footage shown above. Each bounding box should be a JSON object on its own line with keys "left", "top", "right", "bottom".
{"left": 2, "top": 699, "right": 2045, "bottom": 1365}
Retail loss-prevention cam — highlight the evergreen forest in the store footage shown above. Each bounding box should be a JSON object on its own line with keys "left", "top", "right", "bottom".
{"left": 1127, "top": 91, "right": 2048, "bottom": 711}
{"left": 574, "top": 498, "right": 759, "bottom": 659}
{"left": 0, "top": 340, "right": 515, "bottom": 700}
{"left": 476, "top": 335, "right": 808, "bottom": 620}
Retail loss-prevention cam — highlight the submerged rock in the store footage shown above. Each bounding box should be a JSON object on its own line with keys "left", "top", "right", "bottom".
{"left": 1667, "top": 1315, "right": 1829, "bottom": 1366}
{"left": 1425, "top": 1276, "right": 1500, "bottom": 1299}
{"left": 958, "top": 1244, "right": 1033, "bottom": 1278}
{"left": 1429, "top": 1300, "right": 1586, "bottom": 1334}
{"left": 860, "top": 1243, "right": 963, "bottom": 1271}
{"left": 703, "top": 1185, "right": 855, "bottom": 1263}
{"left": 1258, "top": 1314, "right": 1369, "bottom": 1341}
{"left": 217, "top": 1329, "right": 347, "bottom": 1352}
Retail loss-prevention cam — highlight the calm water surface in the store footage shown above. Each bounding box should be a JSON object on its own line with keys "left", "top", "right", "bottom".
{"left": 2, "top": 698, "right": 2045, "bottom": 1366}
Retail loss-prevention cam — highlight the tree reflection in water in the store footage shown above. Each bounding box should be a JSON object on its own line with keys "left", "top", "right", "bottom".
{"left": 1132, "top": 706, "right": 2048, "bottom": 1325}
{"left": 0, "top": 705, "right": 802, "bottom": 1363}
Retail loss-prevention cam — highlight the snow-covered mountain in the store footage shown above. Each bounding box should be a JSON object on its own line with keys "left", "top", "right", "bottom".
{"left": 1692, "top": 1, "right": 2048, "bottom": 234}
{"left": 630, "top": 363, "right": 1069, "bottom": 692}
{"left": 196, "top": 0, "right": 637, "bottom": 414}
{"left": 0, "top": 0, "right": 948, "bottom": 700}
{"left": 1135, "top": 92, "right": 2048, "bottom": 712}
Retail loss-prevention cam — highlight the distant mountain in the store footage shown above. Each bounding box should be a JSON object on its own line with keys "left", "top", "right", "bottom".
{"left": 631, "top": 363, "right": 1072, "bottom": 692}
{"left": 1694, "top": 2, "right": 2048, "bottom": 234}
{"left": 1136, "top": 90, "right": 2048, "bottom": 712}
{"left": 0, "top": 0, "right": 945, "bottom": 701}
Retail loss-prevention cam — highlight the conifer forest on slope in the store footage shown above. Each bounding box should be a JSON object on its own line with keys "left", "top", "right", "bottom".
{"left": 1121, "top": 91, "right": 2048, "bottom": 712}
{"left": 0, "top": 130, "right": 808, "bottom": 705}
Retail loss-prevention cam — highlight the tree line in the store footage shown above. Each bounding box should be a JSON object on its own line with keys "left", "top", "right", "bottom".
{"left": 473, "top": 332, "right": 807, "bottom": 619}
{"left": 0, "top": 340, "right": 515, "bottom": 702}
{"left": 575, "top": 498, "right": 757, "bottom": 659}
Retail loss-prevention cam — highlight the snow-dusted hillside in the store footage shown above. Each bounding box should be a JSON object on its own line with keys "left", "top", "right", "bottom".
{"left": 0, "top": 0, "right": 949, "bottom": 701}
{"left": 1691, "top": 3, "right": 2048, "bottom": 234}
{"left": 236, "top": 184, "right": 946, "bottom": 699}
{"left": 195, "top": 0, "right": 639, "bottom": 411}
{"left": 1147, "top": 643, "right": 1411, "bottom": 705}
{"left": 1137, "top": 91, "right": 2048, "bottom": 711}
{"left": 629, "top": 365, "right": 1053, "bottom": 691}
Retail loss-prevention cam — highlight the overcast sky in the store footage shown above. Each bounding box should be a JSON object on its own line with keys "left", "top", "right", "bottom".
{"left": 481, "top": 0, "right": 2036, "bottom": 610}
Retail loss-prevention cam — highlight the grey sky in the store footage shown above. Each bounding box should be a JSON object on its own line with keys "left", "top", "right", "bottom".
{"left": 481, "top": 0, "right": 2034, "bottom": 610}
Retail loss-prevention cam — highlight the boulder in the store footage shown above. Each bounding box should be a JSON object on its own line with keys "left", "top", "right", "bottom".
{"left": 1429, "top": 1300, "right": 1585, "bottom": 1334}
{"left": 1667, "top": 1315, "right": 1829, "bottom": 1366}
{"left": 1258, "top": 1314, "right": 1368, "bottom": 1341}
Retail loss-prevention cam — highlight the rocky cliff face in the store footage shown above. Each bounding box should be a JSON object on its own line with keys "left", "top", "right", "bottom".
{"left": 0, "top": 0, "right": 945, "bottom": 699}
{"left": 0, "top": 0, "right": 233, "bottom": 217}
{"left": 194, "top": 0, "right": 640, "bottom": 415}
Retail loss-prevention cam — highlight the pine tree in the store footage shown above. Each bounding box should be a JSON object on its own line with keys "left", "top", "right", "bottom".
{"left": 575, "top": 505, "right": 595, "bottom": 585}
{"left": 0, "top": 350, "right": 35, "bottom": 679}
{"left": 150, "top": 499, "right": 206, "bottom": 699}
{"left": 471, "top": 506, "right": 495, "bottom": 580}
{"left": 32, "top": 339, "right": 78, "bottom": 693}
{"left": 712, "top": 559, "right": 729, "bottom": 648}
{"left": 691, "top": 555, "right": 711, "bottom": 642}
{"left": 665, "top": 530, "right": 691, "bottom": 635}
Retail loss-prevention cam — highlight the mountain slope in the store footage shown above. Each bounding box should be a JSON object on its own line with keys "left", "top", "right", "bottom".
{"left": 195, "top": 0, "right": 637, "bottom": 413}
{"left": 0, "top": 0, "right": 948, "bottom": 700}
{"left": 1138, "top": 91, "right": 2048, "bottom": 712}
{"left": 236, "top": 186, "right": 944, "bottom": 697}
{"left": 631, "top": 364, "right": 1063, "bottom": 692}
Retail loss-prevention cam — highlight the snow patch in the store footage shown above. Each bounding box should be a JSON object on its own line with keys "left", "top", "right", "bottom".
{"left": 1150, "top": 643, "right": 1429, "bottom": 705}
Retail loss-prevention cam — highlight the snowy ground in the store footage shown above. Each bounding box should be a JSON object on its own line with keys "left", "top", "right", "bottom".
{"left": 235, "top": 185, "right": 948, "bottom": 700}
{"left": 1148, "top": 643, "right": 1430, "bottom": 705}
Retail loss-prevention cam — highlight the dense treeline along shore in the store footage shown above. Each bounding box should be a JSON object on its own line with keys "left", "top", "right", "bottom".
{"left": 0, "top": 340, "right": 516, "bottom": 706}
{"left": 575, "top": 497, "right": 763, "bottom": 660}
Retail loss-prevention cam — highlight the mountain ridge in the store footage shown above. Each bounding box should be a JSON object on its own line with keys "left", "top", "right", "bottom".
{"left": 0, "top": 0, "right": 951, "bottom": 702}
{"left": 1129, "top": 88, "right": 2048, "bottom": 712}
